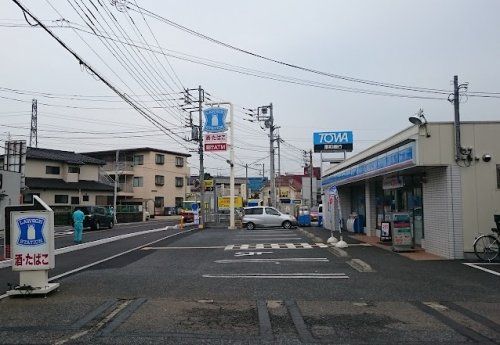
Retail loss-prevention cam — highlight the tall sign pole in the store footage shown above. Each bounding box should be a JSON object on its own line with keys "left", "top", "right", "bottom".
{"left": 198, "top": 86, "right": 205, "bottom": 229}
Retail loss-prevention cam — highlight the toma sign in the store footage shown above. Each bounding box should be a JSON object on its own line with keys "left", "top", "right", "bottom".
{"left": 313, "top": 131, "right": 353, "bottom": 153}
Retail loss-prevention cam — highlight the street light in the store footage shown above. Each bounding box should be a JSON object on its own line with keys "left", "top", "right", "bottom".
{"left": 409, "top": 109, "right": 430, "bottom": 137}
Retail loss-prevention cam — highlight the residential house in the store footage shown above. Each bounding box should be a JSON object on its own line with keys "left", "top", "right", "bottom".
{"left": 83, "top": 148, "right": 190, "bottom": 215}
{"left": 20, "top": 147, "right": 114, "bottom": 206}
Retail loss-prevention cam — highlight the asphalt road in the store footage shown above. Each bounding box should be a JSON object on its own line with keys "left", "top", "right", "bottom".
{"left": 0, "top": 226, "right": 499, "bottom": 344}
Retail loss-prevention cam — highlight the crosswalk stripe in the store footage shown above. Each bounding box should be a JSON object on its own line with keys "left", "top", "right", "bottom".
{"left": 224, "top": 243, "right": 332, "bottom": 250}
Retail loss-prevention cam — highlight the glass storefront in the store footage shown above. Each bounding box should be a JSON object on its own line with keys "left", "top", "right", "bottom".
{"left": 375, "top": 175, "right": 424, "bottom": 246}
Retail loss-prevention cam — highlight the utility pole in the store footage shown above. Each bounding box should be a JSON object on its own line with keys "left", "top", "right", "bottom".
{"left": 184, "top": 86, "right": 205, "bottom": 228}
{"left": 245, "top": 163, "right": 249, "bottom": 205}
{"left": 251, "top": 103, "right": 277, "bottom": 207}
{"left": 277, "top": 135, "right": 281, "bottom": 204}
{"left": 309, "top": 149, "right": 313, "bottom": 207}
{"left": 113, "top": 150, "right": 119, "bottom": 224}
{"left": 197, "top": 86, "right": 205, "bottom": 228}
{"left": 450, "top": 75, "right": 468, "bottom": 162}
{"left": 29, "top": 99, "right": 37, "bottom": 147}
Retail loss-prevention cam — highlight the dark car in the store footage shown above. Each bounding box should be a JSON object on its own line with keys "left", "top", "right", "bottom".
{"left": 74, "top": 206, "right": 114, "bottom": 230}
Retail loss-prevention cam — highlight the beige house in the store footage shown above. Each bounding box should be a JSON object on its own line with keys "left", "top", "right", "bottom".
{"left": 322, "top": 121, "right": 500, "bottom": 259}
{"left": 21, "top": 147, "right": 114, "bottom": 206}
{"left": 84, "top": 148, "right": 190, "bottom": 215}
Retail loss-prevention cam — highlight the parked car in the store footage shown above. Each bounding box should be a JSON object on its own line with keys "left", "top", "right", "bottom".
{"left": 242, "top": 206, "right": 297, "bottom": 230}
{"left": 74, "top": 206, "right": 114, "bottom": 230}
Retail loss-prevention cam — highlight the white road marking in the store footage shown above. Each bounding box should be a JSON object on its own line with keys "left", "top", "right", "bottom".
{"left": 141, "top": 246, "right": 226, "bottom": 250}
{"left": 215, "top": 258, "right": 330, "bottom": 263}
{"left": 0, "top": 228, "right": 196, "bottom": 301}
{"left": 234, "top": 251, "right": 274, "bottom": 257}
{"left": 224, "top": 243, "right": 330, "bottom": 250}
{"left": 203, "top": 273, "right": 348, "bottom": 279}
{"left": 0, "top": 224, "right": 192, "bottom": 269}
{"left": 242, "top": 238, "right": 303, "bottom": 241}
{"left": 463, "top": 263, "right": 500, "bottom": 276}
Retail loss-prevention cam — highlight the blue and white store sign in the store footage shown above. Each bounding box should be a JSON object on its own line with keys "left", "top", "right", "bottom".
{"left": 322, "top": 142, "right": 416, "bottom": 188}
{"left": 203, "top": 107, "right": 228, "bottom": 133}
{"left": 10, "top": 210, "right": 55, "bottom": 271}
{"left": 313, "top": 131, "right": 353, "bottom": 152}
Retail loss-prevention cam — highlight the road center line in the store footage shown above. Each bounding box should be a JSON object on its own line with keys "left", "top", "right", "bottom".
{"left": 0, "top": 224, "right": 190, "bottom": 269}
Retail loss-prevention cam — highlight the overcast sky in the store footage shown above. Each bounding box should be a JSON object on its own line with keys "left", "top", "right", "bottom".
{"left": 1, "top": 0, "right": 499, "bottom": 177}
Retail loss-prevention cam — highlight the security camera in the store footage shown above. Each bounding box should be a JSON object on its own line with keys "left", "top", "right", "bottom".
{"left": 482, "top": 154, "right": 492, "bottom": 162}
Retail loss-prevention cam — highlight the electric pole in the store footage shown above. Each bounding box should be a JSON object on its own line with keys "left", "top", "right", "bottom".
{"left": 30, "top": 99, "right": 37, "bottom": 147}
{"left": 183, "top": 86, "right": 205, "bottom": 228}
{"left": 245, "top": 163, "right": 248, "bottom": 205}
{"left": 113, "top": 150, "right": 119, "bottom": 224}
{"left": 309, "top": 149, "right": 313, "bottom": 207}
{"left": 449, "top": 75, "right": 468, "bottom": 162}
{"left": 277, "top": 135, "right": 281, "bottom": 204}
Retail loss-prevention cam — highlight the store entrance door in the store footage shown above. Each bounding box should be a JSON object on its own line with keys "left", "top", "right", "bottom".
{"left": 409, "top": 186, "right": 424, "bottom": 246}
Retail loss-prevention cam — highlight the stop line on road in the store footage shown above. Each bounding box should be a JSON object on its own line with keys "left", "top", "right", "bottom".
{"left": 215, "top": 257, "right": 330, "bottom": 263}
{"left": 202, "top": 273, "right": 349, "bottom": 279}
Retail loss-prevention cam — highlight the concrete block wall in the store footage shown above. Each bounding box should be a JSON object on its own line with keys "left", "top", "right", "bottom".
{"left": 422, "top": 166, "right": 464, "bottom": 259}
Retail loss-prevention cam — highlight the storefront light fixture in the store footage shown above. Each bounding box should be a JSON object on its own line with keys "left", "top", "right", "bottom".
{"left": 409, "top": 109, "right": 430, "bottom": 137}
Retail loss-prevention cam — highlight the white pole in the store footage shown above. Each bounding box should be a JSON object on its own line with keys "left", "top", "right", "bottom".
{"left": 229, "top": 103, "right": 235, "bottom": 229}
{"left": 205, "top": 101, "right": 235, "bottom": 230}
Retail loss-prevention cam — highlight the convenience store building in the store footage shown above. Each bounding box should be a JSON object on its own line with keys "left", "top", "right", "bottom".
{"left": 321, "top": 121, "right": 500, "bottom": 259}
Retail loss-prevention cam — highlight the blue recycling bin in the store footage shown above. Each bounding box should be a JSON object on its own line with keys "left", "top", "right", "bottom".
{"left": 298, "top": 214, "right": 311, "bottom": 227}
{"left": 317, "top": 215, "right": 323, "bottom": 227}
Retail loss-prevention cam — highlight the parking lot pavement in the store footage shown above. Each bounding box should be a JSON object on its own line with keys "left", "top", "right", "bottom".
{"left": 0, "top": 226, "right": 499, "bottom": 344}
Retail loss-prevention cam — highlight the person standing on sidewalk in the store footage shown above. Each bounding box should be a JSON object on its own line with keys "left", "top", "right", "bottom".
{"left": 72, "top": 208, "right": 85, "bottom": 244}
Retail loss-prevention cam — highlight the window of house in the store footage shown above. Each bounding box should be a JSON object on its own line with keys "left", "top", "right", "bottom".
{"left": 71, "top": 196, "right": 80, "bottom": 205}
{"left": 175, "top": 157, "right": 184, "bottom": 167}
{"left": 54, "top": 195, "right": 68, "bottom": 204}
{"left": 83, "top": 195, "right": 89, "bottom": 202}
{"left": 133, "top": 154, "right": 144, "bottom": 165}
{"left": 155, "top": 175, "right": 165, "bottom": 186}
{"left": 497, "top": 165, "right": 500, "bottom": 189}
{"left": 175, "top": 177, "right": 184, "bottom": 187}
{"left": 133, "top": 176, "right": 144, "bottom": 187}
{"left": 46, "top": 166, "right": 60, "bottom": 175}
{"left": 22, "top": 193, "right": 40, "bottom": 204}
{"left": 68, "top": 166, "right": 80, "bottom": 174}
{"left": 154, "top": 196, "right": 164, "bottom": 208}
{"left": 175, "top": 197, "right": 183, "bottom": 207}
{"left": 155, "top": 154, "right": 165, "bottom": 165}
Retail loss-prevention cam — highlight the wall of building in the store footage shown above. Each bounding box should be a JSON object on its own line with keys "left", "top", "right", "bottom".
{"left": 27, "top": 189, "right": 112, "bottom": 206}
{"left": 422, "top": 166, "right": 464, "bottom": 259}
{"left": 129, "top": 150, "right": 190, "bottom": 208}
{"left": 25, "top": 160, "right": 101, "bottom": 182}
{"left": 457, "top": 123, "right": 500, "bottom": 252}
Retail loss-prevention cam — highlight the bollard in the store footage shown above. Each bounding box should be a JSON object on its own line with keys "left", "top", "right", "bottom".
{"left": 179, "top": 216, "right": 184, "bottom": 230}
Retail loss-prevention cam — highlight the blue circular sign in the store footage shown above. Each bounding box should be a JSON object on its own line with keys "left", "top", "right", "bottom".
{"left": 191, "top": 203, "right": 199, "bottom": 211}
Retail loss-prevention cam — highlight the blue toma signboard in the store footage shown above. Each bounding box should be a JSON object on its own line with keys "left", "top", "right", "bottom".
{"left": 313, "top": 131, "right": 353, "bottom": 152}
{"left": 203, "top": 107, "right": 228, "bottom": 133}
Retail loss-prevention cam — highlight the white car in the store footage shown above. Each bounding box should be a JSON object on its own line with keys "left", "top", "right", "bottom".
{"left": 242, "top": 206, "right": 297, "bottom": 230}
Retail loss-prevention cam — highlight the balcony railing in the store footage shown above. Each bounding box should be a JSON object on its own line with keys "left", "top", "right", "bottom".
{"left": 118, "top": 183, "right": 134, "bottom": 193}
{"left": 103, "top": 161, "right": 134, "bottom": 173}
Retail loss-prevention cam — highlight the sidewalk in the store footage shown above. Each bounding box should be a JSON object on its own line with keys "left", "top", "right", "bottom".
{"left": 300, "top": 226, "right": 446, "bottom": 261}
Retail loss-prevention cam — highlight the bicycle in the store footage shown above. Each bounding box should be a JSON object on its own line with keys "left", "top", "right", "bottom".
{"left": 473, "top": 215, "right": 500, "bottom": 262}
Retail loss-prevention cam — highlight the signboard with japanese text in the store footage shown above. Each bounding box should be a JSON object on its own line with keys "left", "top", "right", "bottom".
{"left": 10, "top": 210, "right": 55, "bottom": 271}
{"left": 217, "top": 196, "right": 243, "bottom": 209}
{"left": 203, "top": 107, "right": 228, "bottom": 133}
{"left": 313, "top": 131, "right": 353, "bottom": 153}
{"left": 204, "top": 179, "right": 214, "bottom": 191}
{"left": 204, "top": 133, "right": 227, "bottom": 144}
{"left": 205, "top": 143, "right": 227, "bottom": 152}
{"left": 392, "top": 213, "right": 412, "bottom": 251}
{"left": 380, "top": 221, "right": 392, "bottom": 242}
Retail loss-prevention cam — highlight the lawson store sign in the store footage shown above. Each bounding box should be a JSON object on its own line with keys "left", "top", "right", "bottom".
{"left": 322, "top": 142, "right": 416, "bottom": 187}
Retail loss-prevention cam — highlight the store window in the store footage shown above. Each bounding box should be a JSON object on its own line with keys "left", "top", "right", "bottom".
{"left": 155, "top": 175, "right": 165, "bottom": 186}
{"left": 46, "top": 166, "right": 60, "bottom": 175}
{"left": 155, "top": 154, "right": 165, "bottom": 165}
{"left": 175, "top": 157, "right": 184, "bottom": 167}
{"left": 133, "top": 176, "right": 144, "bottom": 187}
{"left": 133, "top": 154, "right": 144, "bottom": 165}
{"left": 54, "top": 195, "right": 68, "bottom": 204}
